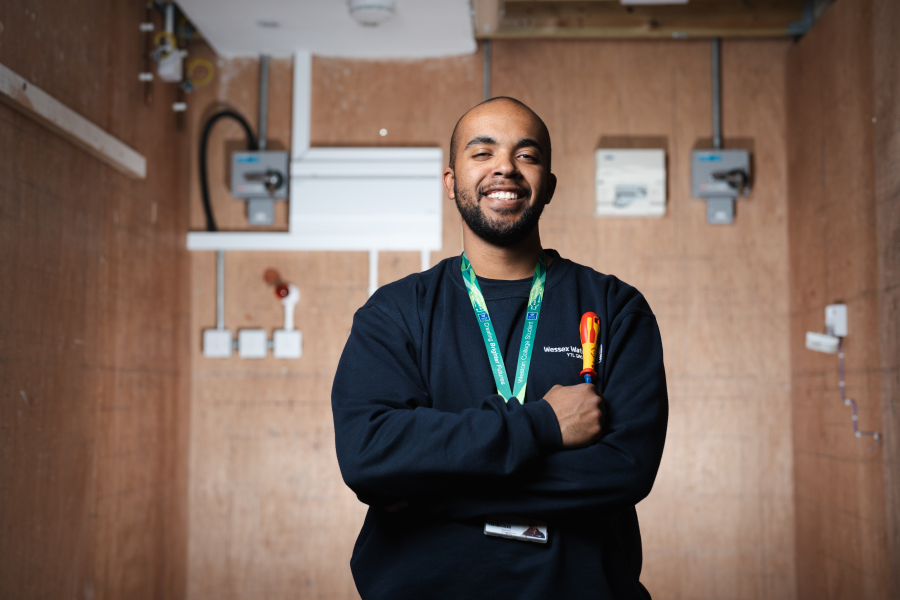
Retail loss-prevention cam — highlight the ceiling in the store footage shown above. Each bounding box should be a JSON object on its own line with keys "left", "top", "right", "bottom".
{"left": 175, "top": 0, "right": 832, "bottom": 60}
{"left": 175, "top": 0, "right": 477, "bottom": 59}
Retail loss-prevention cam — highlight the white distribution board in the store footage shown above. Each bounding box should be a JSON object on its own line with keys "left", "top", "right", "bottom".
{"left": 595, "top": 149, "right": 666, "bottom": 217}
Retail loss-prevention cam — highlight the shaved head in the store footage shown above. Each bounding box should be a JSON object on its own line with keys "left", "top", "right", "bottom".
{"left": 449, "top": 97, "right": 551, "bottom": 171}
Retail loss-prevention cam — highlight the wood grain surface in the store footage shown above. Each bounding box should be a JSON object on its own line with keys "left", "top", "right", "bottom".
{"left": 9, "top": 1, "right": 898, "bottom": 598}
{"left": 0, "top": 1, "right": 190, "bottom": 599}
{"left": 787, "top": 0, "right": 894, "bottom": 597}
{"left": 873, "top": 0, "right": 900, "bottom": 594}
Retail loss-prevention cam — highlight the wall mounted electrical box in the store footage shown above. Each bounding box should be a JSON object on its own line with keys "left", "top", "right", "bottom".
{"left": 690, "top": 149, "right": 751, "bottom": 224}
{"left": 203, "top": 328, "right": 233, "bottom": 358}
{"left": 238, "top": 329, "right": 268, "bottom": 358}
{"left": 595, "top": 149, "right": 666, "bottom": 217}
{"left": 231, "top": 150, "right": 290, "bottom": 226}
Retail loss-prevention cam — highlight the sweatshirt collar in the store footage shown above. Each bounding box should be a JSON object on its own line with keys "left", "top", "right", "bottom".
{"left": 450, "top": 248, "right": 572, "bottom": 297}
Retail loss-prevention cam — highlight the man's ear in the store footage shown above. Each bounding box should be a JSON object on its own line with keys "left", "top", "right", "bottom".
{"left": 544, "top": 172, "right": 557, "bottom": 205}
{"left": 442, "top": 167, "right": 456, "bottom": 200}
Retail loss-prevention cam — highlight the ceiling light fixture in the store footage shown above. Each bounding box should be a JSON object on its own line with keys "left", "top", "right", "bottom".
{"left": 349, "top": 0, "right": 395, "bottom": 27}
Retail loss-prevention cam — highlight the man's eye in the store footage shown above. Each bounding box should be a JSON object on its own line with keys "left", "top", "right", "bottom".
{"left": 472, "top": 152, "right": 490, "bottom": 158}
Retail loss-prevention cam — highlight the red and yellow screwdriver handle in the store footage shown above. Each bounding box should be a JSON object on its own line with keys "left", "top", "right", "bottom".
{"left": 580, "top": 312, "right": 600, "bottom": 383}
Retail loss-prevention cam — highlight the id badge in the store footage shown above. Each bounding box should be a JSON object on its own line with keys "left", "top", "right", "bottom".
{"left": 484, "top": 515, "right": 548, "bottom": 544}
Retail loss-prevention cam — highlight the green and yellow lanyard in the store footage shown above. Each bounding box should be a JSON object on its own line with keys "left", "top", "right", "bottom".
{"left": 460, "top": 251, "right": 547, "bottom": 404}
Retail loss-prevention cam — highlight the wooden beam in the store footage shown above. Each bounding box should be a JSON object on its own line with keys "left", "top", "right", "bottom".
{"left": 0, "top": 62, "right": 146, "bottom": 179}
{"left": 481, "top": 0, "right": 806, "bottom": 39}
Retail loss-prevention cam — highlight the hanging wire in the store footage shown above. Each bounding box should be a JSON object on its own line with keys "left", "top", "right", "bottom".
{"left": 837, "top": 338, "right": 881, "bottom": 450}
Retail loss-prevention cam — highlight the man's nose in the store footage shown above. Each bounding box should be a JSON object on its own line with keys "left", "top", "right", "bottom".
{"left": 492, "top": 152, "right": 520, "bottom": 177}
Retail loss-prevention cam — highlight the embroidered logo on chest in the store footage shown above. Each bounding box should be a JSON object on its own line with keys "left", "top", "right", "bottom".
{"left": 542, "top": 345, "right": 603, "bottom": 363}
{"left": 543, "top": 346, "right": 583, "bottom": 360}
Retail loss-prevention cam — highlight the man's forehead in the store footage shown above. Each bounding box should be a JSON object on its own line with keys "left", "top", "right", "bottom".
{"left": 458, "top": 104, "right": 547, "bottom": 147}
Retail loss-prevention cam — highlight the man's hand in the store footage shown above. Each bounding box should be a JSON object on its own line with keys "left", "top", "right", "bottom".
{"left": 543, "top": 384, "right": 604, "bottom": 448}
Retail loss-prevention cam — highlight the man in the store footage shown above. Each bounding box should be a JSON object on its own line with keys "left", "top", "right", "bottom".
{"left": 332, "top": 97, "right": 668, "bottom": 599}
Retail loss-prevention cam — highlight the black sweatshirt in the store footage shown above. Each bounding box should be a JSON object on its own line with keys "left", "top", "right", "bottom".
{"left": 332, "top": 251, "right": 668, "bottom": 600}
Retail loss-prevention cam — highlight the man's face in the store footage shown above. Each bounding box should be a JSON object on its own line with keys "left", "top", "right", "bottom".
{"left": 443, "top": 102, "right": 556, "bottom": 247}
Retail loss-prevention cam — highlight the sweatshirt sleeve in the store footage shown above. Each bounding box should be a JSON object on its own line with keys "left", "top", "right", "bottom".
{"left": 331, "top": 302, "right": 562, "bottom": 506}
{"left": 427, "top": 311, "right": 668, "bottom": 521}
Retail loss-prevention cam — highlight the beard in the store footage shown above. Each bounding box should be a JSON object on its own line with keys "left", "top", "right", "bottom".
{"left": 454, "top": 183, "right": 546, "bottom": 247}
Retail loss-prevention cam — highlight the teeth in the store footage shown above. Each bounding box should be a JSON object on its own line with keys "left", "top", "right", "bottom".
{"left": 487, "top": 191, "right": 519, "bottom": 200}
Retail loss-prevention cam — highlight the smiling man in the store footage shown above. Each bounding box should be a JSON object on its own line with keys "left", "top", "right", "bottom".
{"left": 332, "top": 97, "right": 668, "bottom": 599}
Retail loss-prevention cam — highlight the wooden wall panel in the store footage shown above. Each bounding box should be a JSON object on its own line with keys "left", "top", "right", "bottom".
{"left": 0, "top": 1, "right": 190, "bottom": 599}
{"left": 872, "top": 0, "right": 900, "bottom": 595}
{"left": 187, "top": 39, "right": 794, "bottom": 599}
{"left": 787, "top": 0, "right": 892, "bottom": 597}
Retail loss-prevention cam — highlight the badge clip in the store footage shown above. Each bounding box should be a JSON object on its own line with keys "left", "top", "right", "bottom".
{"left": 484, "top": 515, "right": 548, "bottom": 544}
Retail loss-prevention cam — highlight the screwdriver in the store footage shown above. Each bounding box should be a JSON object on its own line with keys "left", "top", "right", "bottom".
{"left": 580, "top": 312, "right": 600, "bottom": 384}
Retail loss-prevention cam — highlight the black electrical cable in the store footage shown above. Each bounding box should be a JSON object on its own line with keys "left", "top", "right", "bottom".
{"left": 199, "top": 110, "right": 258, "bottom": 231}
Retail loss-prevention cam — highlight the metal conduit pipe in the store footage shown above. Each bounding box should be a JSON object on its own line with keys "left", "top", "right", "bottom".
{"left": 483, "top": 39, "right": 491, "bottom": 102}
{"left": 711, "top": 38, "right": 722, "bottom": 150}
{"left": 258, "top": 54, "right": 270, "bottom": 150}
{"left": 216, "top": 250, "right": 225, "bottom": 331}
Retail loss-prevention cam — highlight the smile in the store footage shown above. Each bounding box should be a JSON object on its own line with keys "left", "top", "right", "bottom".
{"left": 482, "top": 189, "right": 528, "bottom": 201}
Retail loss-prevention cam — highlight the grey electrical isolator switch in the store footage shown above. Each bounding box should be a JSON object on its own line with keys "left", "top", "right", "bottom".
{"left": 690, "top": 149, "right": 751, "bottom": 225}
{"left": 231, "top": 151, "right": 289, "bottom": 199}
{"left": 231, "top": 150, "right": 289, "bottom": 226}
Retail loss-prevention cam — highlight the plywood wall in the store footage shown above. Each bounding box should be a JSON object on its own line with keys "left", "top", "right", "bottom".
{"left": 186, "top": 38, "right": 795, "bottom": 599}
{"left": 873, "top": 0, "right": 900, "bottom": 593}
{"left": 786, "top": 0, "right": 893, "bottom": 597}
{"left": 0, "top": 1, "right": 190, "bottom": 599}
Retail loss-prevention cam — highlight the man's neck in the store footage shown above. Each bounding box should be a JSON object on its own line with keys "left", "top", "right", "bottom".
{"left": 461, "top": 225, "right": 550, "bottom": 280}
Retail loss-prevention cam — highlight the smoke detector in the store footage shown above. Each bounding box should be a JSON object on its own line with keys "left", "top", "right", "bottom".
{"left": 349, "top": 0, "right": 395, "bottom": 26}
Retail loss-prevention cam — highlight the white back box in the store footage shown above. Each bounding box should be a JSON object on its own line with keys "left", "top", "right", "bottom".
{"left": 290, "top": 148, "right": 443, "bottom": 251}
{"left": 595, "top": 149, "right": 666, "bottom": 217}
